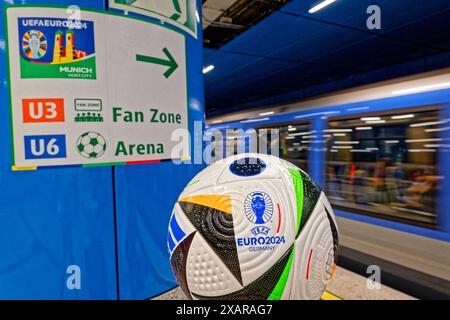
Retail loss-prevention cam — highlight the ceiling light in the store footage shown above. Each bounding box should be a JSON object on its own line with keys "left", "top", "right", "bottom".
{"left": 347, "top": 107, "right": 370, "bottom": 112}
{"left": 410, "top": 120, "right": 448, "bottom": 128}
{"left": 351, "top": 149, "right": 371, "bottom": 153}
{"left": 406, "top": 138, "right": 443, "bottom": 143}
{"left": 361, "top": 117, "right": 381, "bottom": 121}
{"left": 366, "top": 120, "right": 386, "bottom": 124}
{"left": 212, "top": 119, "right": 223, "bottom": 124}
{"left": 240, "top": 117, "right": 270, "bottom": 124}
{"left": 308, "top": 0, "right": 337, "bottom": 14}
{"left": 424, "top": 144, "right": 450, "bottom": 148}
{"left": 294, "top": 111, "right": 339, "bottom": 119}
{"left": 294, "top": 112, "right": 322, "bottom": 119}
{"left": 409, "top": 149, "right": 436, "bottom": 153}
{"left": 334, "top": 141, "right": 360, "bottom": 145}
{"left": 355, "top": 127, "right": 372, "bottom": 131}
{"left": 324, "top": 129, "right": 353, "bottom": 133}
{"left": 289, "top": 131, "right": 316, "bottom": 137}
{"left": 259, "top": 111, "right": 274, "bottom": 116}
{"left": 425, "top": 127, "right": 450, "bottom": 133}
{"left": 202, "top": 65, "right": 215, "bottom": 74}
{"left": 391, "top": 114, "right": 415, "bottom": 120}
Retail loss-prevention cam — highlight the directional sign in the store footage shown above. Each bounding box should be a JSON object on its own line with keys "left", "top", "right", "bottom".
{"left": 109, "top": 0, "right": 198, "bottom": 38}
{"left": 6, "top": 6, "right": 188, "bottom": 169}
{"left": 136, "top": 48, "right": 179, "bottom": 79}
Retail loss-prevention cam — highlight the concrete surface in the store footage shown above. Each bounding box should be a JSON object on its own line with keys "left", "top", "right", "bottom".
{"left": 152, "top": 266, "right": 415, "bottom": 300}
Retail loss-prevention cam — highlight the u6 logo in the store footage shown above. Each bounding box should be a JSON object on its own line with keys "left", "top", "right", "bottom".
{"left": 24, "top": 135, "right": 67, "bottom": 159}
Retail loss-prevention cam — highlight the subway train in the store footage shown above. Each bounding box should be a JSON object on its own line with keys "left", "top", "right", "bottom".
{"left": 206, "top": 68, "right": 450, "bottom": 299}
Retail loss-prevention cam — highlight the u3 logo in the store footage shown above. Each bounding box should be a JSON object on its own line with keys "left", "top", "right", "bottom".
{"left": 22, "top": 98, "right": 65, "bottom": 123}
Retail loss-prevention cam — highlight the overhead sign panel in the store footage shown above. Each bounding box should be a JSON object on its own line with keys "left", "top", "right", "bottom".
{"left": 109, "top": 0, "right": 198, "bottom": 38}
{"left": 6, "top": 6, "right": 188, "bottom": 169}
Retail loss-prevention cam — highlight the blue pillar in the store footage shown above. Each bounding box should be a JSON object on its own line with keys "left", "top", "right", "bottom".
{"left": 438, "top": 103, "right": 450, "bottom": 233}
{"left": 111, "top": 0, "right": 206, "bottom": 299}
{"left": 310, "top": 116, "right": 326, "bottom": 188}
{"left": 0, "top": 0, "right": 117, "bottom": 300}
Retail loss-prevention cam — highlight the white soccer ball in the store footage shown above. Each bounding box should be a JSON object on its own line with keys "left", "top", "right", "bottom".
{"left": 168, "top": 153, "right": 339, "bottom": 300}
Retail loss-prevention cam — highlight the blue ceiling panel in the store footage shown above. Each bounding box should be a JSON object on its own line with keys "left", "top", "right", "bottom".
{"left": 203, "top": 51, "right": 258, "bottom": 82}
{"left": 203, "top": 48, "right": 217, "bottom": 59}
{"left": 207, "top": 57, "right": 293, "bottom": 86}
{"left": 385, "top": 9, "right": 450, "bottom": 50}
{"left": 282, "top": 0, "right": 387, "bottom": 24}
{"left": 275, "top": 25, "right": 369, "bottom": 62}
{"left": 365, "top": 0, "right": 450, "bottom": 33}
{"left": 306, "top": 37, "right": 423, "bottom": 73}
{"left": 223, "top": 13, "right": 319, "bottom": 57}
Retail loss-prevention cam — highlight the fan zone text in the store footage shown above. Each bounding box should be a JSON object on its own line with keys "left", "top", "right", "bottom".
{"left": 113, "top": 107, "right": 182, "bottom": 124}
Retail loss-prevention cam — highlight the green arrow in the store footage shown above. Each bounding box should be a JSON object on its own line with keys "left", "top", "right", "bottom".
{"left": 136, "top": 47, "right": 178, "bottom": 79}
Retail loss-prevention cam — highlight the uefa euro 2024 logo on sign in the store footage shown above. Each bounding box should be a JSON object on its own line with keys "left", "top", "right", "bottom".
{"left": 18, "top": 17, "right": 96, "bottom": 79}
{"left": 22, "top": 30, "right": 47, "bottom": 59}
{"left": 244, "top": 192, "right": 273, "bottom": 225}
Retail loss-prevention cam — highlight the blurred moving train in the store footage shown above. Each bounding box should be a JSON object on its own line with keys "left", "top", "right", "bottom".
{"left": 206, "top": 68, "right": 450, "bottom": 299}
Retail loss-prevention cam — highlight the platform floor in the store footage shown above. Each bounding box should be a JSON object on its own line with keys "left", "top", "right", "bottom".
{"left": 153, "top": 266, "right": 415, "bottom": 300}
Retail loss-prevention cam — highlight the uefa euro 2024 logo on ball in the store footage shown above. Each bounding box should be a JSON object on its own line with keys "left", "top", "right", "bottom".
{"left": 244, "top": 191, "right": 274, "bottom": 224}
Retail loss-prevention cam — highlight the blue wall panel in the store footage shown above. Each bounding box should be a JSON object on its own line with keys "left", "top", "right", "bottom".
{"left": 111, "top": 0, "right": 206, "bottom": 299}
{"left": 0, "top": 0, "right": 117, "bottom": 299}
{"left": 114, "top": 162, "right": 205, "bottom": 299}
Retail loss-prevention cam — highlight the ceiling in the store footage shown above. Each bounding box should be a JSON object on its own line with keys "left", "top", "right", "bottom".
{"left": 202, "top": 0, "right": 450, "bottom": 117}
{"left": 202, "top": 0, "right": 288, "bottom": 48}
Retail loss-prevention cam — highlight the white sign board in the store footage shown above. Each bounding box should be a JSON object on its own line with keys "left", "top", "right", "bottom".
{"left": 109, "top": 0, "right": 198, "bottom": 38}
{"left": 6, "top": 6, "right": 188, "bottom": 169}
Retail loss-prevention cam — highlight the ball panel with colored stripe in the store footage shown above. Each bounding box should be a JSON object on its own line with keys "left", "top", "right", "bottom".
{"left": 168, "top": 154, "right": 339, "bottom": 300}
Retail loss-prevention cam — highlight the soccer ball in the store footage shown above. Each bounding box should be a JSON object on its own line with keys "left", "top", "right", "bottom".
{"left": 76, "top": 132, "right": 106, "bottom": 159}
{"left": 168, "top": 153, "right": 339, "bottom": 300}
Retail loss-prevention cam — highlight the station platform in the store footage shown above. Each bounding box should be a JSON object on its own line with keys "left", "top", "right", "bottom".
{"left": 153, "top": 266, "right": 415, "bottom": 300}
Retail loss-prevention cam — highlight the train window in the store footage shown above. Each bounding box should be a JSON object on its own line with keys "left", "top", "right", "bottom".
{"left": 257, "top": 123, "right": 310, "bottom": 172}
{"left": 325, "top": 107, "right": 446, "bottom": 228}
